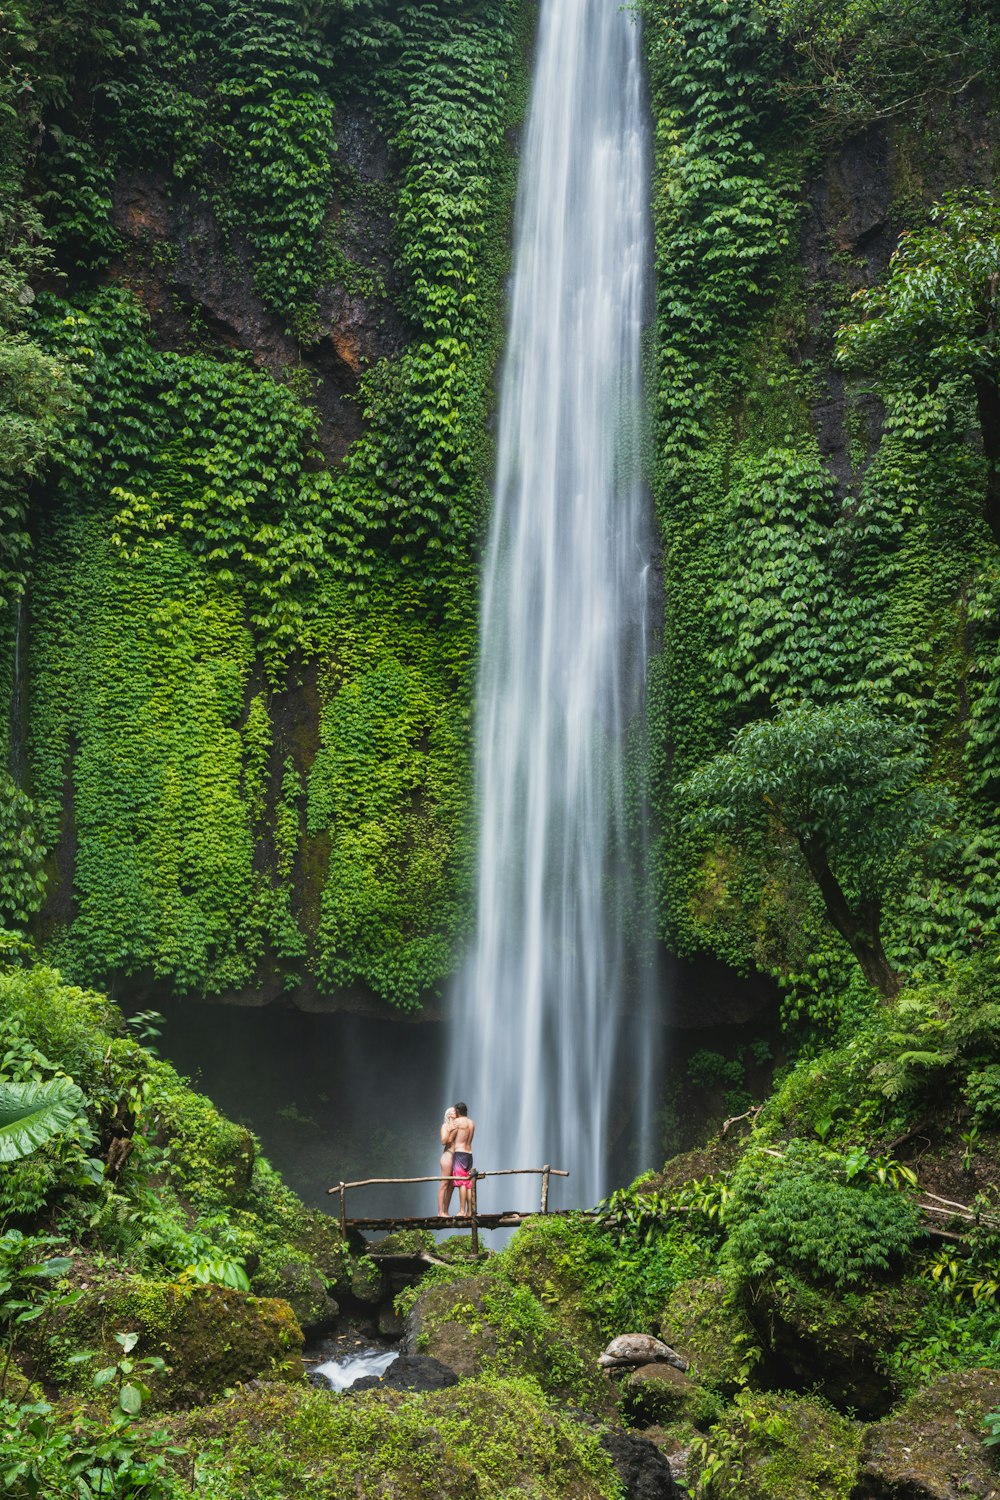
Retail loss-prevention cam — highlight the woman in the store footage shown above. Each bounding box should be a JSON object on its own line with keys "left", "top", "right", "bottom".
{"left": 437, "top": 1106, "right": 458, "bottom": 1216}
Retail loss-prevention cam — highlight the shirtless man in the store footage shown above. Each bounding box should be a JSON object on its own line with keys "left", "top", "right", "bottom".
{"left": 437, "top": 1106, "right": 458, "bottom": 1217}
{"left": 451, "top": 1102, "right": 476, "bottom": 1216}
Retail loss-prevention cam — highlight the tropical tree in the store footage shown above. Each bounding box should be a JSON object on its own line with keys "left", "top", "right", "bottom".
{"left": 677, "top": 701, "right": 952, "bottom": 998}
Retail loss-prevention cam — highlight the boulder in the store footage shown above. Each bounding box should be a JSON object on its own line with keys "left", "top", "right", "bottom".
{"left": 660, "top": 1277, "right": 757, "bottom": 1393}
{"left": 853, "top": 1368, "right": 1000, "bottom": 1500}
{"left": 253, "top": 1254, "right": 339, "bottom": 1337}
{"left": 351, "top": 1354, "right": 459, "bottom": 1394}
{"left": 34, "top": 1271, "right": 303, "bottom": 1407}
{"left": 501, "top": 1217, "right": 605, "bottom": 1348}
{"left": 745, "top": 1273, "right": 925, "bottom": 1418}
{"left": 403, "top": 1273, "right": 497, "bottom": 1378}
{"left": 176, "top": 1374, "right": 627, "bottom": 1497}
{"left": 688, "top": 1390, "right": 862, "bottom": 1500}
{"left": 599, "top": 1334, "right": 689, "bottom": 1372}
{"left": 622, "top": 1363, "right": 722, "bottom": 1428}
{"left": 403, "top": 1271, "right": 610, "bottom": 1410}
{"left": 601, "top": 1427, "right": 685, "bottom": 1499}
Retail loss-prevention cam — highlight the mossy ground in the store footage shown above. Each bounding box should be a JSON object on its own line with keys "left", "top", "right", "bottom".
{"left": 173, "top": 1377, "right": 625, "bottom": 1500}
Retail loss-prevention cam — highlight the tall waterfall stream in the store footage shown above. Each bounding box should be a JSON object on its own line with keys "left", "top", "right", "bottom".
{"left": 447, "top": 0, "right": 657, "bottom": 1212}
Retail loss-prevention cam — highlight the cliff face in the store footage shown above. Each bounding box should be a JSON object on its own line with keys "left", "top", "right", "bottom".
{"left": 643, "top": 0, "right": 1000, "bottom": 1038}
{"left": 1, "top": 0, "right": 529, "bottom": 1014}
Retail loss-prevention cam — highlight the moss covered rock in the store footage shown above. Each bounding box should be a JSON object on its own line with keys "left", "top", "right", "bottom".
{"left": 404, "top": 1271, "right": 610, "bottom": 1411}
{"left": 253, "top": 1250, "right": 337, "bottom": 1333}
{"left": 647, "top": 1140, "right": 742, "bottom": 1193}
{"left": 501, "top": 1217, "right": 606, "bottom": 1349}
{"left": 745, "top": 1273, "right": 927, "bottom": 1417}
{"left": 175, "top": 1374, "right": 624, "bottom": 1498}
{"left": 39, "top": 1271, "right": 303, "bottom": 1406}
{"left": 660, "top": 1276, "right": 758, "bottom": 1393}
{"left": 622, "top": 1362, "right": 724, "bottom": 1428}
{"left": 693, "top": 1390, "right": 862, "bottom": 1499}
{"left": 854, "top": 1367, "right": 1000, "bottom": 1499}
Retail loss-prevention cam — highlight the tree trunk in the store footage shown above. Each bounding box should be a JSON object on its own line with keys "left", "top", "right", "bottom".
{"left": 799, "top": 837, "right": 903, "bottom": 1001}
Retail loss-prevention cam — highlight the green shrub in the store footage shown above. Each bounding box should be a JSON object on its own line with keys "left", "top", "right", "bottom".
{"left": 690, "top": 1389, "right": 861, "bottom": 1500}
{"left": 723, "top": 1142, "right": 921, "bottom": 1290}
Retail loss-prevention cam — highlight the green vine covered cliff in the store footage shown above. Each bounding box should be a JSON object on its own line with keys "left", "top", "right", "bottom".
{"left": 1, "top": 0, "right": 527, "bottom": 1008}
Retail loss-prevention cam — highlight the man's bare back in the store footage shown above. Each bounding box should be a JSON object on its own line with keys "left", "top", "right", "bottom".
{"left": 451, "top": 1102, "right": 475, "bottom": 1214}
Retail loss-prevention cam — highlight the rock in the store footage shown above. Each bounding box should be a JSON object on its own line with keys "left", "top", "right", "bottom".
{"left": 33, "top": 1273, "right": 303, "bottom": 1407}
{"left": 622, "top": 1363, "right": 722, "bottom": 1428}
{"left": 351, "top": 1354, "right": 458, "bottom": 1394}
{"left": 642, "top": 1425, "right": 697, "bottom": 1479}
{"left": 403, "top": 1272, "right": 612, "bottom": 1412}
{"left": 403, "top": 1274, "right": 496, "bottom": 1377}
{"left": 349, "top": 1257, "right": 383, "bottom": 1306}
{"left": 660, "top": 1278, "right": 756, "bottom": 1393}
{"left": 502, "top": 1217, "right": 606, "bottom": 1347}
{"left": 629, "top": 1363, "right": 695, "bottom": 1396}
{"left": 599, "top": 1334, "right": 689, "bottom": 1371}
{"left": 255, "top": 1259, "right": 338, "bottom": 1338}
{"left": 853, "top": 1368, "right": 1000, "bottom": 1500}
{"left": 691, "top": 1390, "right": 862, "bottom": 1500}
{"left": 601, "top": 1427, "right": 685, "bottom": 1499}
{"left": 745, "top": 1273, "right": 925, "bottom": 1418}
{"left": 175, "top": 1374, "right": 628, "bottom": 1496}
{"left": 377, "top": 1304, "right": 405, "bottom": 1338}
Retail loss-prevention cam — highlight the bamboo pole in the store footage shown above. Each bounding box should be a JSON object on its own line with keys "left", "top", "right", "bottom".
{"left": 541, "top": 1165, "right": 550, "bottom": 1214}
{"left": 337, "top": 1182, "right": 347, "bottom": 1237}
{"left": 326, "top": 1168, "right": 569, "bottom": 1193}
{"left": 470, "top": 1173, "right": 479, "bottom": 1256}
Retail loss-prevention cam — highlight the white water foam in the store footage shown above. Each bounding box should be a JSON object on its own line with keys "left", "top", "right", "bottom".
{"left": 315, "top": 1349, "right": 399, "bottom": 1391}
{"left": 448, "top": 0, "right": 657, "bottom": 1213}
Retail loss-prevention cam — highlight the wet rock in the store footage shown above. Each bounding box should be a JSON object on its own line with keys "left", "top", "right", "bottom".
{"left": 853, "top": 1368, "right": 1000, "bottom": 1500}
{"left": 377, "top": 1303, "right": 405, "bottom": 1338}
{"left": 641, "top": 1430, "right": 694, "bottom": 1489}
{"left": 601, "top": 1427, "right": 685, "bottom": 1499}
{"left": 351, "top": 1354, "right": 459, "bottom": 1394}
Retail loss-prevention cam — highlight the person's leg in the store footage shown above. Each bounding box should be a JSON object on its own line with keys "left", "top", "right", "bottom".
{"left": 438, "top": 1152, "right": 454, "bottom": 1216}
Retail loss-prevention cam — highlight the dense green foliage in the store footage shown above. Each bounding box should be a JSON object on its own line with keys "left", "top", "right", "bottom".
{"left": 9, "top": 1, "right": 1000, "bottom": 1495}
{"left": 643, "top": 0, "right": 1000, "bottom": 1030}
{"left": 721, "top": 1141, "right": 921, "bottom": 1289}
{"left": 1, "top": 0, "right": 526, "bottom": 1006}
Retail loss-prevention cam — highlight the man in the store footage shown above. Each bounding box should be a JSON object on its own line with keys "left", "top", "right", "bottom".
{"left": 451, "top": 1102, "right": 475, "bottom": 1216}
{"left": 437, "top": 1106, "right": 458, "bottom": 1217}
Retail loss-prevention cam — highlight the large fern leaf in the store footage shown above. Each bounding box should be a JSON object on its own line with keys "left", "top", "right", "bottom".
{"left": 0, "top": 1079, "right": 86, "bottom": 1162}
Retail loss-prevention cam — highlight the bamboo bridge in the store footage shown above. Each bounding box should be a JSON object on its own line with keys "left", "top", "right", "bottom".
{"left": 327, "top": 1166, "right": 577, "bottom": 1253}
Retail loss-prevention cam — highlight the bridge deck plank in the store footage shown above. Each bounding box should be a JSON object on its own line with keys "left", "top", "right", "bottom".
{"left": 346, "top": 1210, "right": 594, "bottom": 1232}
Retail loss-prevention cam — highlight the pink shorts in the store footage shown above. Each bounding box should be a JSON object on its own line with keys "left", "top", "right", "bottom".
{"left": 453, "top": 1152, "right": 473, "bottom": 1186}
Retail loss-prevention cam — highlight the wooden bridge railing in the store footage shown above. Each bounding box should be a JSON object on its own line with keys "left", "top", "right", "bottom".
{"left": 326, "top": 1166, "right": 570, "bottom": 1253}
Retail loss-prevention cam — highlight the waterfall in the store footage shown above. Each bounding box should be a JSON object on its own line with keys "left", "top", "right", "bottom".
{"left": 448, "top": 0, "right": 657, "bottom": 1211}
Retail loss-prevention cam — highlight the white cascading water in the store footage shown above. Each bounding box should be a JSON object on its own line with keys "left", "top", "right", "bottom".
{"left": 448, "top": 0, "right": 656, "bottom": 1211}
